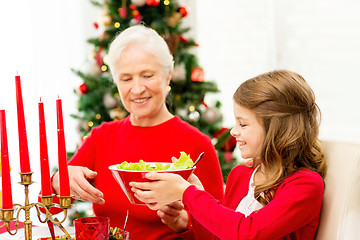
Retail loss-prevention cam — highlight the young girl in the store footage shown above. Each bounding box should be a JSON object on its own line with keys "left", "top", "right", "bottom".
{"left": 130, "top": 70, "right": 327, "bottom": 239}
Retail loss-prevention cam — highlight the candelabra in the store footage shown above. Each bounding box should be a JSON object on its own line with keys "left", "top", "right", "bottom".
{"left": 0, "top": 172, "right": 72, "bottom": 240}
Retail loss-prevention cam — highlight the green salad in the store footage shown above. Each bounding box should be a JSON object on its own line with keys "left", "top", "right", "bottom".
{"left": 116, "top": 151, "right": 194, "bottom": 171}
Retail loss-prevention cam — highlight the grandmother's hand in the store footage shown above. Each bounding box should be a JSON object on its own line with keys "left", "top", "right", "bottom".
{"left": 130, "top": 172, "right": 191, "bottom": 210}
{"left": 157, "top": 201, "right": 189, "bottom": 233}
{"left": 187, "top": 173, "right": 204, "bottom": 191}
{"left": 52, "top": 166, "right": 105, "bottom": 204}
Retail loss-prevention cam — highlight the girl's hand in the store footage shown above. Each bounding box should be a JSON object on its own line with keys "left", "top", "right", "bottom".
{"left": 52, "top": 166, "right": 105, "bottom": 204}
{"left": 157, "top": 201, "right": 189, "bottom": 233}
{"left": 129, "top": 172, "right": 191, "bottom": 210}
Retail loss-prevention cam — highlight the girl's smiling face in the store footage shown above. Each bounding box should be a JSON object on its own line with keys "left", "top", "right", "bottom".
{"left": 230, "top": 102, "right": 265, "bottom": 160}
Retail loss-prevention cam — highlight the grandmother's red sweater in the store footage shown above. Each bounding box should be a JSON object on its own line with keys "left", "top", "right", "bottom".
{"left": 183, "top": 165, "right": 324, "bottom": 240}
{"left": 68, "top": 116, "right": 224, "bottom": 240}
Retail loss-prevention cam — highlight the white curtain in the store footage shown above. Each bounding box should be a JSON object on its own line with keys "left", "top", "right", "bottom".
{"left": 196, "top": 0, "right": 360, "bottom": 143}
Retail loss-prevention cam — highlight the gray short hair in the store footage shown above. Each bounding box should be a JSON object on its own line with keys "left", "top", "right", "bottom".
{"left": 106, "top": 24, "right": 174, "bottom": 81}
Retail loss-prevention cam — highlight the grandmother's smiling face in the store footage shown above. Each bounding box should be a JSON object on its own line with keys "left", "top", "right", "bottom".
{"left": 114, "top": 46, "right": 171, "bottom": 126}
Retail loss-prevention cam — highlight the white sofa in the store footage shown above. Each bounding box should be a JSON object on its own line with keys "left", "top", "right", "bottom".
{"left": 315, "top": 140, "right": 360, "bottom": 240}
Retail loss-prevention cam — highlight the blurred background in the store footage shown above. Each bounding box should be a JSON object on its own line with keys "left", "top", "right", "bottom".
{"left": 0, "top": 0, "right": 359, "bottom": 225}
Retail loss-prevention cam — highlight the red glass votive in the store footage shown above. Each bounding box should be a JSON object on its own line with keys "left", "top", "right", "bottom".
{"left": 74, "top": 216, "right": 110, "bottom": 240}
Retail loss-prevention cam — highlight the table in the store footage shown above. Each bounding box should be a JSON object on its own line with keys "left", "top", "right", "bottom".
{"left": 0, "top": 226, "right": 75, "bottom": 240}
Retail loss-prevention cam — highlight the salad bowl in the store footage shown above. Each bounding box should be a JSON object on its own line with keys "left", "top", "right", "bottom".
{"left": 109, "top": 163, "right": 195, "bottom": 204}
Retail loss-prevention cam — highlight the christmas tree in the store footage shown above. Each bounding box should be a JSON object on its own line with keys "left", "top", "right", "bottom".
{"left": 71, "top": 0, "right": 237, "bottom": 182}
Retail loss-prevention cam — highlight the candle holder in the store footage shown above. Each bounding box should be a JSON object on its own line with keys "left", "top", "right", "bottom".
{"left": 0, "top": 172, "right": 72, "bottom": 240}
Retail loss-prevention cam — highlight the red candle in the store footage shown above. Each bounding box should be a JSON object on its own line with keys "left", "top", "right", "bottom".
{"left": 38, "top": 100, "right": 52, "bottom": 196}
{"left": 0, "top": 109, "right": 14, "bottom": 209}
{"left": 56, "top": 98, "right": 70, "bottom": 197}
{"left": 15, "top": 75, "right": 31, "bottom": 173}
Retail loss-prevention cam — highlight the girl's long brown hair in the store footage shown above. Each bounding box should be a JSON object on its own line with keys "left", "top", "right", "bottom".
{"left": 233, "top": 70, "right": 327, "bottom": 205}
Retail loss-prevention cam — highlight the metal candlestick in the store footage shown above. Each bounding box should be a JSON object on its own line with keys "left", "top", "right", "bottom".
{"left": 0, "top": 172, "right": 72, "bottom": 240}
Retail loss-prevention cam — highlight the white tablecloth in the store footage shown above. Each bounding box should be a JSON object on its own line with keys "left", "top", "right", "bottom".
{"left": 0, "top": 226, "right": 75, "bottom": 240}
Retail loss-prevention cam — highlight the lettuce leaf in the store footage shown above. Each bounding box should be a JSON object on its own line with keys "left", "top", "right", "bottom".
{"left": 170, "top": 151, "right": 193, "bottom": 170}
{"left": 116, "top": 152, "right": 193, "bottom": 171}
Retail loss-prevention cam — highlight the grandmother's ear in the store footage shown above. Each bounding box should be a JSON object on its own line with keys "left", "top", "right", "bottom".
{"left": 167, "top": 71, "right": 172, "bottom": 85}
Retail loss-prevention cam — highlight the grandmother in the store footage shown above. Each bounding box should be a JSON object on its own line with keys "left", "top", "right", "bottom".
{"left": 51, "top": 24, "right": 224, "bottom": 240}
